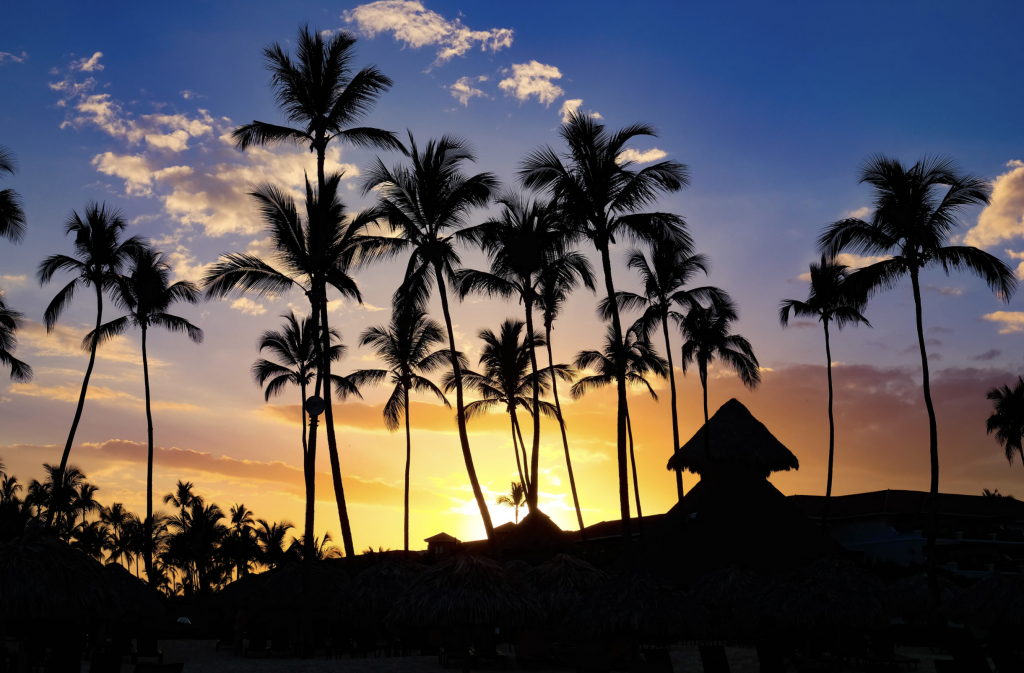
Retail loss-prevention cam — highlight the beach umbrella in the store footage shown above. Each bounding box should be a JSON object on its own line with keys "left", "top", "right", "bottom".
{"left": 331, "top": 558, "right": 419, "bottom": 625}
{"left": 102, "top": 562, "right": 165, "bottom": 619}
{"left": 524, "top": 553, "right": 609, "bottom": 621}
{"left": 254, "top": 562, "right": 349, "bottom": 613}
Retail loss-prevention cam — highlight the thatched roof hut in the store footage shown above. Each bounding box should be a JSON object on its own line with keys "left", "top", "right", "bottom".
{"left": 254, "top": 562, "right": 349, "bottom": 613}
{"left": 331, "top": 559, "right": 419, "bottom": 625}
{"left": 562, "top": 571, "right": 705, "bottom": 642}
{"left": 215, "top": 569, "right": 274, "bottom": 611}
{"left": 504, "top": 559, "right": 532, "bottom": 580}
{"left": 890, "top": 573, "right": 961, "bottom": 621}
{"left": 103, "top": 562, "right": 165, "bottom": 619}
{"left": 667, "top": 399, "right": 798, "bottom": 477}
{"left": 0, "top": 533, "right": 118, "bottom": 623}
{"left": 497, "top": 510, "right": 568, "bottom": 564}
{"left": 945, "top": 573, "right": 1024, "bottom": 628}
{"left": 524, "top": 554, "right": 609, "bottom": 619}
{"left": 386, "top": 554, "right": 542, "bottom": 629}
{"left": 688, "top": 565, "right": 760, "bottom": 612}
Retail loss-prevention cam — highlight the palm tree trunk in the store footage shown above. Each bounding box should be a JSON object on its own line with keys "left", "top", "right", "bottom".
{"left": 822, "top": 320, "right": 835, "bottom": 537}
{"left": 512, "top": 414, "right": 532, "bottom": 494}
{"left": 318, "top": 298, "right": 356, "bottom": 559}
{"left": 597, "top": 244, "right": 632, "bottom": 546}
{"left": 142, "top": 325, "right": 155, "bottom": 581}
{"left": 303, "top": 309, "right": 322, "bottom": 571}
{"left": 701, "top": 362, "right": 711, "bottom": 461}
{"left": 509, "top": 417, "right": 528, "bottom": 498}
{"left": 48, "top": 283, "right": 103, "bottom": 529}
{"left": 523, "top": 295, "right": 541, "bottom": 512}
{"left": 545, "top": 324, "right": 585, "bottom": 533}
{"left": 911, "top": 270, "right": 941, "bottom": 608}
{"left": 403, "top": 385, "right": 411, "bottom": 553}
{"left": 435, "top": 266, "right": 496, "bottom": 548}
{"left": 662, "top": 317, "right": 683, "bottom": 502}
{"left": 626, "top": 409, "right": 642, "bottom": 534}
{"left": 301, "top": 382, "right": 308, "bottom": 457}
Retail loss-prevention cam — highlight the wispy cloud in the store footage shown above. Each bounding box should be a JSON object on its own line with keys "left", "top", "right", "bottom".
{"left": 843, "top": 206, "right": 871, "bottom": 220}
{"left": 70, "top": 52, "right": 104, "bottom": 72}
{"left": 0, "top": 51, "right": 27, "bottom": 65}
{"left": 558, "top": 98, "right": 601, "bottom": 123}
{"left": 180, "top": 90, "right": 206, "bottom": 100}
{"left": 616, "top": 148, "right": 667, "bottom": 165}
{"left": 970, "top": 348, "right": 1002, "bottom": 362}
{"left": 229, "top": 298, "right": 267, "bottom": 316}
{"left": 10, "top": 382, "right": 195, "bottom": 411}
{"left": 983, "top": 310, "right": 1024, "bottom": 334}
{"left": 498, "top": 61, "right": 564, "bottom": 106}
{"left": 448, "top": 75, "right": 489, "bottom": 106}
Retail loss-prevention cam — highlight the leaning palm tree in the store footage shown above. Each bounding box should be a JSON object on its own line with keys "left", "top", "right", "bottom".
{"left": 986, "top": 377, "right": 1024, "bottom": 468}
{"left": 818, "top": 155, "right": 1016, "bottom": 606}
{"left": 572, "top": 325, "right": 667, "bottom": 525}
{"left": 360, "top": 133, "right": 499, "bottom": 546}
{"left": 679, "top": 294, "right": 761, "bottom": 460}
{"left": 780, "top": 256, "right": 870, "bottom": 534}
{"left": 347, "top": 308, "right": 454, "bottom": 552}
{"left": 520, "top": 112, "right": 690, "bottom": 540}
{"left": 0, "top": 145, "right": 26, "bottom": 243}
{"left": 496, "top": 482, "right": 526, "bottom": 525}
{"left": 455, "top": 190, "right": 592, "bottom": 511}
{"left": 0, "top": 289, "right": 31, "bottom": 381}
{"left": 37, "top": 202, "right": 143, "bottom": 525}
{"left": 203, "top": 173, "right": 368, "bottom": 559}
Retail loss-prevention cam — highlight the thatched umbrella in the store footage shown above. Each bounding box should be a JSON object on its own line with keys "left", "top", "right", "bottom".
{"left": 688, "top": 565, "right": 760, "bottom": 612}
{"left": 524, "top": 554, "right": 608, "bottom": 621}
{"left": 945, "top": 573, "right": 1024, "bottom": 628}
{"left": 331, "top": 559, "right": 419, "bottom": 626}
{"left": 103, "top": 562, "right": 165, "bottom": 619}
{"left": 386, "top": 554, "right": 542, "bottom": 629}
{"left": 0, "top": 532, "right": 118, "bottom": 623}
{"left": 890, "top": 573, "right": 960, "bottom": 621}
{"left": 254, "top": 562, "right": 349, "bottom": 613}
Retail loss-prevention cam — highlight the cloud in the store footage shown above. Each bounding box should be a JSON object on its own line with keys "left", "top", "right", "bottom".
{"left": 617, "top": 148, "right": 668, "bottom": 165}
{"left": 448, "top": 75, "right": 489, "bottom": 106}
{"left": 970, "top": 349, "right": 1002, "bottom": 362}
{"left": 900, "top": 339, "right": 942, "bottom": 356}
{"left": 230, "top": 298, "right": 267, "bottom": 316}
{"left": 963, "top": 161, "right": 1024, "bottom": 248}
{"left": 10, "top": 383, "right": 195, "bottom": 412}
{"left": 835, "top": 253, "right": 891, "bottom": 269}
{"left": 343, "top": 1, "right": 513, "bottom": 67}
{"left": 180, "top": 90, "right": 205, "bottom": 100}
{"left": 71, "top": 52, "right": 104, "bottom": 72}
{"left": 558, "top": 99, "right": 602, "bottom": 123}
{"left": 844, "top": 206, "right": 871, "bottom": 220}
{"left": 0, "top": 51, "right": 27, "bottom": 65}
{"left": 925, "top": 285, "right": 964, "bottom": 297}
{"left": 983, "top": 311, "right": 1024, "bottom": 334}
{"left": 498, "top": 61, "right": 564, "bottom": 106}
{"left": 1, "top": 274, "right": 27, "bottom": 286}
{"left": 928, "top": 326, "right": 953, "bottom": 335}
{"left": 16, "top": 321, "right": 159, "bottom": 366}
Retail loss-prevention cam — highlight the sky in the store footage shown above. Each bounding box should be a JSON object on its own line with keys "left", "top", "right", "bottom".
{"left": 2, "top": 1, "right": 1024, "bottom": 551}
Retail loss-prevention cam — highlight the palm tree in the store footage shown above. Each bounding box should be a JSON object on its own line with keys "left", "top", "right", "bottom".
{"left": 37, "top": 202, "right": 143, "bottom": 525}
{"left": 986, "top": 376, "right": 1024, "bottom": 468}
{"left": 496, "top": 482, "right": 526, "bottom": 524}
{"left": 818, "top": 155, "right": 1016, "bottom": 605}
{"left": 252, "top": 311, "right": 351, "bottom": 558}
{"left": 0, "top": 290, "right": 31, "bottom": 381}
{"left": 167, "top": 500, "right": 227, "bottom": 595}
{"left": 223, "top": 504, "right": 259, "bottom": 578}
{"left": 163, "top": 480, "right": 200, "bottom": 513}
{"left": 520, "top": 111, "right": 690, "bottom": 541}
{"left": 0, "top": 145, "right": 26, "bottom": 243}
{"left": 203, "top": 174, "right": 368, "bottom": 559}
{"left": 255, "top": 519, "right": 295, "bottom": 570}
{"left": 981, "top": 488, "right": 1016, "bottom": 499}
{"left": 347, "top": 308, "right": 453, "bottom": 552}
{"left": 571, "top": 326, "right": 667, "bottom": 525}
{"left": 609, "top": 237, "right": 721, "bottom": 501}
{"left": 288, "top": 532, "right": 342, "bottom": 561}
{"left": 455, "top": 190, "right": 592, "bottom": 512}
{"left": 102, "top": 503, "right": 139, "bottom": 570}
{"left": 87, "top": 247, "right": 203, "bottom": 579}
{"left": 780, "top": 256, "right": 870, "bottom": 534}
{"left": 70, "top": 519, "right": 109, "bottom": 561}
{"left": 360, "top": 134, "right": 499, "bottom": 546}
{"left": 30, "top": 462, "right": 88, "bottom": 538}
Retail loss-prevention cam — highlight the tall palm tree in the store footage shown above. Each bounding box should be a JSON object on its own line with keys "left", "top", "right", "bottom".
{"left": 204, "top": 174, "right": 368, "bottom": 558}
{"left": 780, "top": 256, "right": 870, "bottom": 534}
{"left": 679, "top": 294, "right": 761, "bottom": 460}
{"left": 30, "top": 463, "right": 89, "bottom": 538}
{"left": 224, "top": 504, "right": 259, "bottom": 578}
{"left": 608, "top": 237, "right": 721, "bottom": 501}
{"left": 347, "top": 308, "right": 453, "bottom": 552}
{"left": 0, "top": 145, "right": 26, "bottom": 243}
{"left": 520, "top": 112, "right": 690, "bottom": 541}
{"left": 360, "top": 134, "right": 499, "bottom": 546}
{"left": 0, "top": 290, "right": 31, "bottom": 381}
{"left": 455, "top": 190, "right": 592, "bottom": 511}
{"left": 162, "top": 480, "right": 200, "bottom": 513}
{"left": 37, "top": 203, "right": 143, "bottom": 525}
{"left": 986, "top": 377, "right": 1024, "bottom": 468}
{"left": 818, "top": 155, "right": 1016, "bottom": 605}
{"left": 255, "top": 518, "right": 295, "bottom": 570}
{"left": 496, "top": 482, "right": 526, "bottom": 525}
{"left": 252, "top": 311, "right": 350, "bottom": 558}
{"left": 102, "top": 502, "right": 139, "bottom": 570}
{"left": 88, "top": 247, "right": 203, "bottom": 579}
{"left": 571, "top": 326, "right": 667, "bottom": 525}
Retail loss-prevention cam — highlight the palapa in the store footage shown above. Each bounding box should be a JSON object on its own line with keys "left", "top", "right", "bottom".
{"left": 504, "top": 559, "right": 532, "bottom": 580}
{"left": 524, "top": 553, "right": 609, "bottom": 619}
{"left": 331, "top": 558, "right": 419, "bottom": 624}
{"left": 945, "top": 573, "right": 1024, "bottom": 628}
{"left": 688, "top": 565, "right": 760, "bottom": 612}
{"left": 103, "top": 562, "right": 165, "bottom": 619}
{"left": 890, "top": 573, "right": 961, "bottom": 621}
{"left": 254, "top": 562, "right": 349, "bottom": 612}
{"left": 215, "top": 569, "right": 273, "bottom": 610}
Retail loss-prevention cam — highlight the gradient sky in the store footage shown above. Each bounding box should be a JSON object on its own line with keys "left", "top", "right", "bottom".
{"left": 2, "top": 1, "right": 1024, "bottom": 551}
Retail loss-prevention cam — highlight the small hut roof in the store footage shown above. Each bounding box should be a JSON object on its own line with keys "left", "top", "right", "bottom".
{"left": 688, "top": 566, "right": 760, "bottom": 611}
{"left": 667, "top": 399, "right": 799, "bottom": 475}
{"left": 525, "top": 554, "right": 609, "bottom": 618}
{"left": 563, "top": 571, "right": 705, "bottom": 641}
{"left": 103, "top": 562, "right": 165, "bottom": 619}
{"left": 386, "top": 553, "right": 542, "bottom": 629}
{"left": 255, "top": 562, "right": 349, "bottom": 612}
{"left": 331, "top": 559, "right": 419, "bottom": 624}
{"left": 215, "top": 570, "right": 274, "bottom": 610}
{"left": 0, "top": 533, "right": 118, "bottom": 622}
{"left": 424, "top": 532, "right": 459, "bottom": 543}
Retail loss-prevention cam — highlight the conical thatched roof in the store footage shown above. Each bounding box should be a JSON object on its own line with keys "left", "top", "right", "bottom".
{"left": 0, "top": 533, "right": 118, "bottom": 622}
{"left": 103, "top": 562, "right": 165, "bottom": 619}
{"left": 524, "top": 554, "right": 609, "bottom": 619}
{"left": 331, "top": 559, "right": 420, "bottom": 624}
{"left": 688, "top": 566, "right": 760, "bottom": 611}
{"left": 254, "top": 562, "right": 349, "bottom": 612}
{"left": 667, "top": 399, "right": 798, "bottom": 475}
{"left": 504, "top": 559, "right": 532, "bottom": 580}
{"left": 562, "top": 571, "right": 705, "bottom": 641}
{"left": 945, "top": 573, "right": 1024, "bottom": 628}
{"left": 215, "top": 569, "right": 274, "bottom": 610}
{"left": 386, "top": 553, "right": 542, "bottom": 629}
{"left": 499, "top": 510, "right": 568, "bottom": 563}
{"left": 890, "top": 573, "right": 961, "bottom": 621}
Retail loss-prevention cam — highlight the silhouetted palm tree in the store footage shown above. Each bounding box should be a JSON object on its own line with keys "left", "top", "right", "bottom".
{"left": 456, "top": 190, "right": 591, "bottom": 512}
{"left": 780, "top": 255, "right": 870, "bottom": 534}
{"left": 986, "top": 377, "right": 1024, "bottom": 468}
{"left": 360, "top": 133, "right": 499, "bottom": 546}
{"left": 204, "top": 174, "right": 368, "bottom": 559}
{"left": 679, "top": 294, "right": 760, "bottom": 460}
{"left": 0, "top": 290, "right": 31, "bottom": 381}
{"left": 102, "top": 502, "right": 139, "bottom": 570}
{"left": 255, "top": 518, "right": 295, "bottom": 570}
{"left": 347, "top": 308, "right": 453, "bottom": 552}
{"left": 167, "top": 500, "right": 226, "bottom": 595}
{"left": 223, "top": 504, "right": 259, "bottom": 578}
{"left": 70, "top": 519, "right": 108, "bottom": 561}
{"left": 29, "top": 462, "right": 89, "bottom": 538}
{"left": 496, "top": 482, "right": 526, "bottom": 524}
{"left": 37, "top": 203, "right": 143, "bottom": 525}
{"left": 288, "top": 532, "right": 342, "bottom": 561}
{"left": 981, "top": 488, "right": 1016, "bottom": 499}
{"left": 0, "top": 145, "right": 26, "bottom": 243}
{"left": 88, "top": 247, "right": 203, "bottom": 579}
{"left": 163, "top": 480, "right": 201, "bottom": 513}
{"left": 520, "top": 112, "right": 690, "bottom": 540}
{"left": 818, "top": 154, "right": 1016, "bottom": 605}
{"left": 572, "top": 325, "right": 667, "bottom": 524}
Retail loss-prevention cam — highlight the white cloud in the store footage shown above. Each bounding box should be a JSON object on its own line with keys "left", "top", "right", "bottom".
{"left": 844, "top": 206, "right": 872, "bottom": 220}
{"left": 0, "top": 51, "right": 27, "bottom": 65}
{"left": 448, "top": 75, "right": 489, "bottom": 106}
{"left": 1006, "top": 249, "right": 1024, "bottom": 280}
{"left": 835, "top": 253, "right": 891, "bottom": 269}
{"left": 963, "top": 161, "right": 1024, "bottom": 248}
{"left": 180, "top": 90, "right": 205, "bottom": 100}
{"left": 343, "top": 1, "right": 512, "bottom": 67}
{"left": 230, "top": 298, "right": 267, "bottom": 316}
{"left": 983, "top": 311, "right": 1024, "bottom": 334}
{"left": 498, "top": 61, "right": 564, "bottom": 106}
{"left": 1, "top": 274, "right": 27, "bottom": 286}
{"left": 70, "top": 52, "right": 104, "bottom": 72}
{"left": 616, "top": 148, "right": 667, "bottom": 165}
{"left": 558, "top": 98, "right": 601, "bottom": 123}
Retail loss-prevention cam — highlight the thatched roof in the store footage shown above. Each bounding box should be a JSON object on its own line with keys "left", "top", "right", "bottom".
{"left": 386, "top": 554, "right": 542, "bottom": 629}
{"left": 945, "top": 573, "right": 1024, "bottom": 627}
{"left": 103, "top": 562, "right": 165, "bottom": 619}
{"left": 890, "top": 573, "right": 961, "bottom": 621}
{"left": 0, "top": 532, "right": 118, "bottom": 622}
{"left": 688, "top": 566, "right": 760, "bottom": 611}
{"left": 504, "top": 559, "right": 532, "bottom": 580}
{"left": 524, "top": 554, "right": 609, "bottom": 619}
{"left": 254, "top": 562, "right": 349, "bottom": 612}
{"left": 215, "top": 570, "right": 274, "bottom": 611}
{"left": 562, "top": 571, "right": 705, "bottom": 641}
{"left": 498, "top": 510, "right": 568, "bottom": 563}
{"left": 331, "top": 559, "right": 420, "bottom": 624}
{"left": 667, "top": 399, "right": 799, "bottom": 475}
